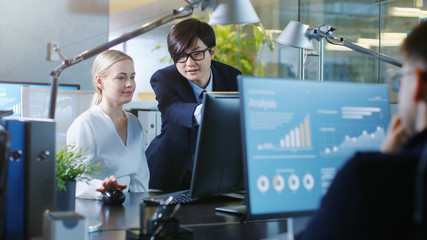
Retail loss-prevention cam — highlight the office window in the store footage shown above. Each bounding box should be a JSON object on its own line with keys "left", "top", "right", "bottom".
{"left": 109, "top": 0, "right": 426, "bottom": 104}
{"left": 250, "top": 0, "right": 424, "bottom": 104}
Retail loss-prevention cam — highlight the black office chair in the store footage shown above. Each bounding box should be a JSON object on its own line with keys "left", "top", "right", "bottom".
{"left": 0, "top": 124, "right": 11, "bottom": 240}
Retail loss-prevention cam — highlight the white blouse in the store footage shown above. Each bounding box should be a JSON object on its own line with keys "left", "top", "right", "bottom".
{"left": 66, "top": 105, "right": 149, "bottom": 199}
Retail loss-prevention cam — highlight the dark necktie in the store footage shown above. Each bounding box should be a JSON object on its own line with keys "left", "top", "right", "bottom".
{"left": 199, "top": 90, "right": 206, "bottom": 104}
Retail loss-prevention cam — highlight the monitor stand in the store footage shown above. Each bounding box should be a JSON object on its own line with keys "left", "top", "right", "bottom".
{"left": 220, "top": 192, "right": 245, "bottom": 200}
{"left": 215, "top": 206, "right": 312, "bottom": 240}
{"left": 215, "top": 205, "right": 246, "bottom": 215}
{"left": 262, "top": 216, "right": 311, "bottom": 240}
{"left": 285, "top": 216, "right": 311, "bottom": 239}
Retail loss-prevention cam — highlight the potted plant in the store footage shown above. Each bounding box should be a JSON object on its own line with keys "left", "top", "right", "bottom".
{"left": 212, "top": 23, "right": 275, "bottom": 76}
{"left": 56, "top": 144, "right": 103, "bottom": 211}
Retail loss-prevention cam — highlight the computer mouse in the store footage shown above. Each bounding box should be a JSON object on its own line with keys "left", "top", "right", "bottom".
{"left": 102, "top": 188, "right": 126, "bottom": 205}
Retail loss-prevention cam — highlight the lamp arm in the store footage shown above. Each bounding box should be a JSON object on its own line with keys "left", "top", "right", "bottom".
{"left": 339, "top": 37, "right": 402, "bottom": 68}
{"left": 315, "top": 30, "right": 403, "bottom": 68}
{"left": 48, "top": 0, "right": 203, "bottom": 119}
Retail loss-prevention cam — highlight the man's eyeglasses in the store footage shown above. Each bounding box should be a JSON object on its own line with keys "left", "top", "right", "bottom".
{"left": 172, "top": 47, "right": 211, "bottom": 63}
{"left": 389, "top": 69, "right": 414, "bottom": 92}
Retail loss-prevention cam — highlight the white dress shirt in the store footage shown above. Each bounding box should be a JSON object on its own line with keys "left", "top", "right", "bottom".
{"left": 66, "top": 105, "right": 149, "bottom": 199}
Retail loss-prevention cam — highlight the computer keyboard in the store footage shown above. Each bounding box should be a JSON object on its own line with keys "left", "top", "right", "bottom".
{"left": 143, "top": 190, "right": 200, "bottom": 205}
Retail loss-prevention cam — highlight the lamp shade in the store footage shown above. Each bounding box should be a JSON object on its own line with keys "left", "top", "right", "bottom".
{"left": 276, "top": 21, "right": 314, "bottom": 50}
{"left": 208, "top": 0, "right": 260, "bottom": 25}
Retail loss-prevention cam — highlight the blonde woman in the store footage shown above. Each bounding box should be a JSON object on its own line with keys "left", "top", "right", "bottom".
{"left": 67, "top": 50, "right": 149, "bottom": 199}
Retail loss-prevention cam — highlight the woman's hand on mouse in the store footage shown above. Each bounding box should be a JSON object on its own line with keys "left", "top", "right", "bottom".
{"left": 96, "top": 175, "right": 127, "bottom": 194}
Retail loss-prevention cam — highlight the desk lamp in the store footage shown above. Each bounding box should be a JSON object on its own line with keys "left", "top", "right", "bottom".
{"left": 48, "top": 0, "right": 257, "bottom": 119}
{"left": 208, "top": 0, "right": 260, "bottom": 70}
{"left": 275, "top": 20, "right": 403, "bottom": 81}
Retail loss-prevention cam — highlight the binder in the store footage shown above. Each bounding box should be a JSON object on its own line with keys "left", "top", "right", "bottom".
{"left": 4, "top": 118, "right": 56, "bottom": 240}
{"left": 137, "top": 110, "right": 161, "bottom": 150}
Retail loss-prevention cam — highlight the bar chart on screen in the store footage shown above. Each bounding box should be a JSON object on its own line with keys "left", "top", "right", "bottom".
{"left": 238, "top": 76, "right": 391, "bottom": 217}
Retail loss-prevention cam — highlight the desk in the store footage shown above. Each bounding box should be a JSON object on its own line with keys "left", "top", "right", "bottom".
{"left": 75, "top": 192, "right": 288, "bottom": 240}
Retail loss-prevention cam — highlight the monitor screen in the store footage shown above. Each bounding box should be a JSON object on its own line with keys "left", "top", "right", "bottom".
{"left": 20, "top": 87, "right": 93, "bottom": 152}
{"left": 190, "top": 92, "right": 244, "bottom": 198}
{"left": 0, "top": 81, "right": 79, "bottom": 117}
{"left": 238, "top": 76, "right": 391, "bottom": 220}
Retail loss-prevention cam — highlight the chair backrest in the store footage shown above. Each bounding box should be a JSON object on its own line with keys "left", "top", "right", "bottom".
{"left": 0, "top": 125, "right": 10, "bottom": 240}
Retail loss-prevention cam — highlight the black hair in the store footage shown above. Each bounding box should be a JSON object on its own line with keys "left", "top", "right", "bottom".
{"left": 167, "top": 18, "right": 216, "bottom": 58}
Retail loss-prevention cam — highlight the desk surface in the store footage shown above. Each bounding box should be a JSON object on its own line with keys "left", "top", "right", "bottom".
{"left": 75, "top": 192, "right": 288, "bottom": 240}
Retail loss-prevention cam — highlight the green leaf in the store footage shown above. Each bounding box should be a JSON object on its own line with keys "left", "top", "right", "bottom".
{"left": 55, "top": 144, "right": 105, "bottom": 192}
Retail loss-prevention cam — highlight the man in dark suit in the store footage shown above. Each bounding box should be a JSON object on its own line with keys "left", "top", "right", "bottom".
{"left": 297, "top": 21, "right": 427, "bottom": 239}
{"left": 146, "top": 18, "right": 241, "bottom": 191}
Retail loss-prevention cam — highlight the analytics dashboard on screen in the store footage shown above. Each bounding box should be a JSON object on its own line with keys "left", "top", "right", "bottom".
{"left": 238, "top": 76, "right": 391, "bottom": 219}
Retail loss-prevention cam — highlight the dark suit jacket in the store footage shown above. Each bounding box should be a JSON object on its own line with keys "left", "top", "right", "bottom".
{"left": 146, "top": 60, "right": 241, "bottom": 191}
{"left": 297, "top": 129, "right": 427, "bottom": 240}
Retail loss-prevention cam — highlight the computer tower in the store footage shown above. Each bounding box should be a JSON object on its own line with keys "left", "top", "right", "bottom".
{"left": 4, "top": 118, "right": 56, "bottom": 240}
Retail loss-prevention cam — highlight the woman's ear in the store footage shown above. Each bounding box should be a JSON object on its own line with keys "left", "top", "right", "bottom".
{"left": 95, "top": 75, "right": 103, "bottom": 89}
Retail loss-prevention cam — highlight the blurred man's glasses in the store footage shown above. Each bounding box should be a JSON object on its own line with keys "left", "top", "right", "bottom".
{"left": 389, "top": 69, "right": 414, "bottom": 92}
{"left": 172, "top": 48, "right": 211, "bottom": 63}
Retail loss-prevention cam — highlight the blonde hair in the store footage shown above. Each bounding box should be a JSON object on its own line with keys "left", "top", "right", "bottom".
{"left": 91, "top": 50, "right": 133, "bottom": 105}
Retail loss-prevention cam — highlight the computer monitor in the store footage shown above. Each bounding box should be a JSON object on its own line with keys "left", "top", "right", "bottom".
{"left": 238, "top": 76, "right": 391, "bottom": 220}
{"left": 0, "top": 81, "right": 79, "bottom": 117}
{"left": 190, "top": 92, "right": 244, "bottom": 198}
{"left": 143, "top": 92, "right": 244, "bottom": 204}
{"left": 20, "top": 87, "right": 93, "bottom": 152}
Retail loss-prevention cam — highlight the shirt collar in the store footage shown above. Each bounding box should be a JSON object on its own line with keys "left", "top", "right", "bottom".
{"left": 188, "top": 70, "right": 213, "bottom": 103}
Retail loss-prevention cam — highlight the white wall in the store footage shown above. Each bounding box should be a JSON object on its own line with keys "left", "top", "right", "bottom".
{"left": 108, "top": 0, "right": 178, "bottom": 94}
{"left": 0, "top": 0, "right": 211, "bottom": 95}
{"left": 0, "top": 0, "right": 110, "bottom": 91}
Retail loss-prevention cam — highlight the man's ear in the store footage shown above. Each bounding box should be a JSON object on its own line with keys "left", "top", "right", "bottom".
{"left": 210, "top": 46, "right": 216, "bottom": 59}
{"left": 414, "top": 68, "right": 427, "bottom": 101}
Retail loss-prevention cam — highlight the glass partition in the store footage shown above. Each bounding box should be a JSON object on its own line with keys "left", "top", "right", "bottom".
{"left": 250, "top": 0, "right": 426, "bottom": 104}
{"left": 109, "top": 0, "right": 426, "bottom": 104}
